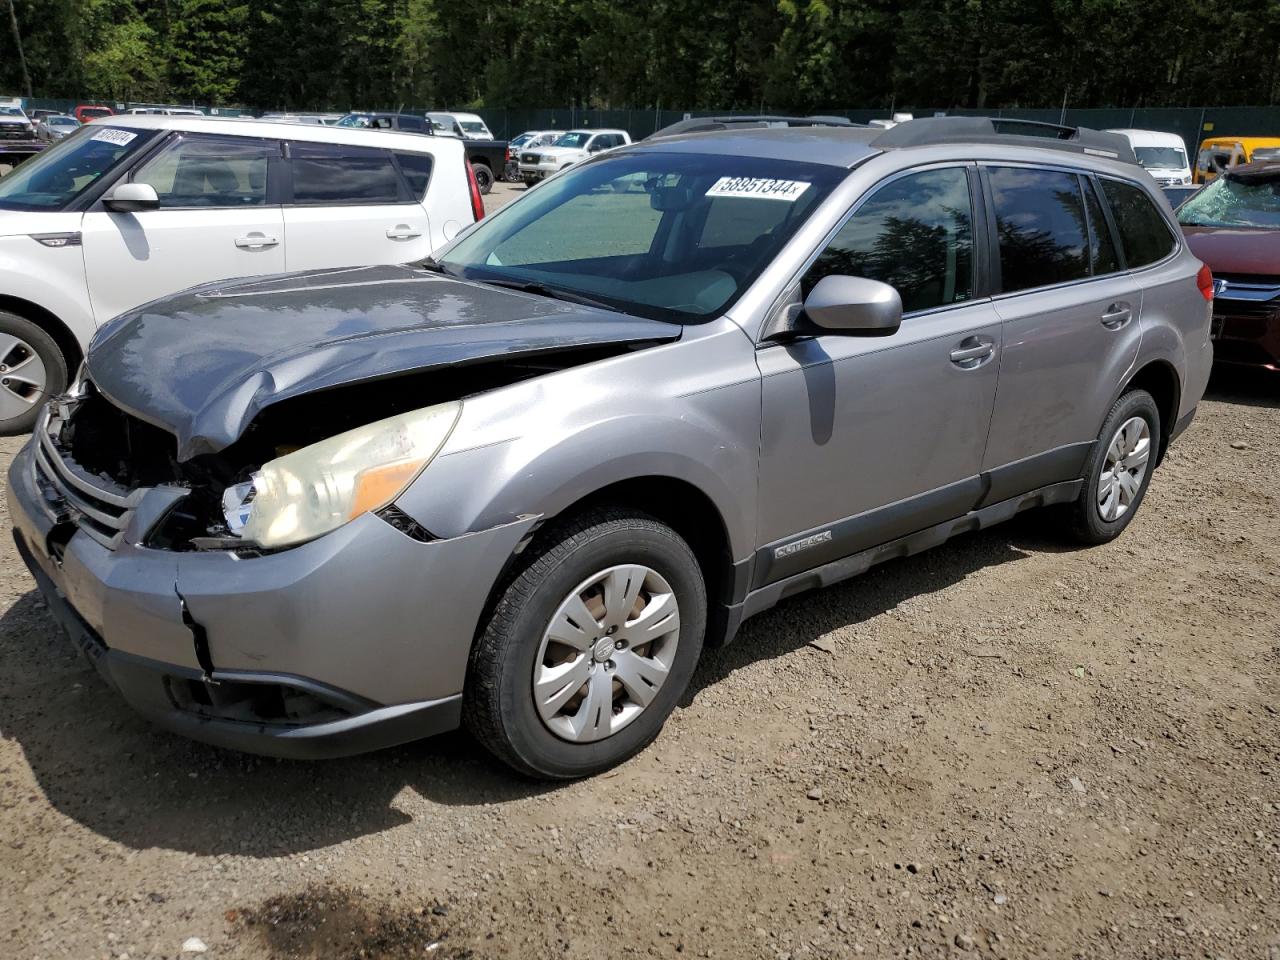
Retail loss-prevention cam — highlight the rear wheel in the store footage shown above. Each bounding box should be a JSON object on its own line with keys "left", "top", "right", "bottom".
{"left": 471, "top": 162, "right": 493, "bottom": 195}
{"left": 1063, "top": 389, "right": 1160, "bottom": 544}
{"left": 464, "top": 509, "right": 706, "bottom": 779}
{"left": 0, "top": 310, "right": 68, "bottom": 435}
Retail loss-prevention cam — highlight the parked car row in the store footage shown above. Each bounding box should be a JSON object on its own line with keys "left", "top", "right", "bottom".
{"left": 0, "top": 114, "right": 484, "bottom": 432}
{"left": 1, "top": 114, "right": 1219, "bottom": 779}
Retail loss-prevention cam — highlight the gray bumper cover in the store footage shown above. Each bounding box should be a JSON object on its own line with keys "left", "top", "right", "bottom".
{"left": 7, "top": 443, "right": 538, "bottom": 758}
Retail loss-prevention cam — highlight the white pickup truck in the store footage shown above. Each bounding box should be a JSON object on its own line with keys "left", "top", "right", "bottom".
{"left": 517, "top": 129, "right": 631, "bottom": 185}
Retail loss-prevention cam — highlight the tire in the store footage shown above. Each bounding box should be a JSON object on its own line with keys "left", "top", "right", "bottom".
{"left": 464, "top": 508, "right": 707, "bottom": 779}
{"left": 1063, "top": 389, "right": 1161, "bottom": 545}
{"left": 471, "top": 162, "right": 493, "bottom": 195}
{"left": 0, "top": 310, "right": 68, "bottom": 435}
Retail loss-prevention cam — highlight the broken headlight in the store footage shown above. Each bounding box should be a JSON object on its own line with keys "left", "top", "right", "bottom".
{"left": 228, "top": 401, "right": 462, "bottom": 549}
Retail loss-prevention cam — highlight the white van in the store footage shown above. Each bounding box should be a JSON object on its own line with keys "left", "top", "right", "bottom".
{"left": 426, "top": 112, "right": 494, "bottom": 140}
{"left": 0, "top": 114, "right": 482, "bottom": 433}
{"left": 1106, "top": 129, "right": 1192, "bottom": 185}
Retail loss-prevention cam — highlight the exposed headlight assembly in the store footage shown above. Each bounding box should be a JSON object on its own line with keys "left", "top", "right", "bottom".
{"left": 228, "top": 401, "right": 461, "bottom": 549}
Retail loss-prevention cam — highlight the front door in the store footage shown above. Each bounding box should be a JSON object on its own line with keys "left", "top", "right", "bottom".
{"left": 754, "top": 165, "right": 1002, "bottom": 587}
{"left": 81, "top": 132, "right": 285, "bottom": 322}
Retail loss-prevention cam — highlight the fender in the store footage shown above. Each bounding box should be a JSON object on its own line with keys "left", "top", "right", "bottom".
{"left": 0, "top": 233, "right": 97, "bottom": 348}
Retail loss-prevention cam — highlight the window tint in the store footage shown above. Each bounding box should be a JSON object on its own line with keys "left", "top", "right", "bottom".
{"left": 803, "top": 167, "right": 973, "bottom": 312}
{"left": 989, "top": 166, "right": 1089, "bottom": 292}
{"left": 134, "top": 135, "right": 270, "bottom": 208}
{"left": 395, "top": 152, "right": 433, "bottom": 198}
{"left": 1099, "top": 178, "right": 1176, "bottom": 268}
{"left": 290, "top": 142, "right": 402, "bottom": 204}
{"left": 396, "top": 115, "right": 424, "bottom": 131}
{"left": 1083, "top": 178, "right": 1121, "bottom": 275}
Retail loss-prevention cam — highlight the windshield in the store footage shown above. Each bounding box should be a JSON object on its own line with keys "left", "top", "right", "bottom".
{"left": 336, "top": 114, "right": 371, "bottom": 128}
{"left": 1134, "top": 146, "right": 1187, "bottom": 170}
{"left": 0, "top": 125, "right": 156, "bottom": 211}
{"left": 460, "top": 121, "right": 487, "bottom": 134}
{"left": 439, "top": 151, "right": 846, "bottom": 322}
{"left": 554, "top": 132, "right": 591, "bottom": 148}
{"left": 1178, "top": 173, "right": 1280, "bottom": 229}
{"left": 0, "top": 107, "right": 25, "bottom": 119}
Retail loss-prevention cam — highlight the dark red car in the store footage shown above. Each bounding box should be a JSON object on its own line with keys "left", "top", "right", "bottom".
{"left": 1178, "top": 161, "right": 1280, "bottom": 371}
{"left": 72, "top": 104, "right": 114, "bottom": 124}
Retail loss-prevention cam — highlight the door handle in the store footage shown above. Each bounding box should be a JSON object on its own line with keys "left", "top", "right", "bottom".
{"left": 234, "top": 233, "right": 279, "bottom": 250}
{"left": 1101, "top": 303, "right": 1132, "bottom": 329}
{"left": 949, "top": 337, "right": 995, "bottom": 368}
{"left": 386, "top": 225, "right": 423, "bottom": 240}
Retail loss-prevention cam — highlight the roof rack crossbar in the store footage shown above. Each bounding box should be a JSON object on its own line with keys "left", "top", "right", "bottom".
{"left": 870, "top": 116, "right": 1138, "bottom": 164}
{"left": 647, "top": 114, "right": 857, "bottom": 140}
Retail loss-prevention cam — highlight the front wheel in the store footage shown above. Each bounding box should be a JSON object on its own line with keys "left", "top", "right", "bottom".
{"left": 1063, "top": 389, "right": 1160, "bottom": 544}
{"left": 471, "top": 162, "right": 493, "bottom": 195}
{"left": 0, "top": 310, "right": 68, "bottom": 435}
{"left": 464, "top": 509, "right": 706, "bottom": 779}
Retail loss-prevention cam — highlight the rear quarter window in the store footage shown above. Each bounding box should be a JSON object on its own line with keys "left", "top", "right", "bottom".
{"left": 1099, "top": 178, "right": 1177, "bottom": 268}
{"left": 395, "top": 152, "right": 433, "bottom": 199}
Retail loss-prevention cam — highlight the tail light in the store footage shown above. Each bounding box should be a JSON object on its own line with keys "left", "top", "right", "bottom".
{"left": 465, "top": 157, "right": 485, "bottom": 222}
{"left": 504, "top": 147, "right": 510, "bottom": 163}
{"left": 1196, "top": 263, "right": 1214, "bottom": 301}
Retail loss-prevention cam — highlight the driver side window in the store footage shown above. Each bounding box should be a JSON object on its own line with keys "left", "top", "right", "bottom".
{"left": 803, "top": 167, "right": 974, "bottom": 313}
{"left": 133, "top": 134, "right": 271, "bottom": 208}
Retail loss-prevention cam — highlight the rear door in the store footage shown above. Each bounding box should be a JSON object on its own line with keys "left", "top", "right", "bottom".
{"left": 282, "top": 140, "right": 434, "bottom": 270}
{"left": 980, "top": 164, "right": 1142, "bottom": 495}
{"left": 81, "top": 131, "right": 284, "bottom": 322}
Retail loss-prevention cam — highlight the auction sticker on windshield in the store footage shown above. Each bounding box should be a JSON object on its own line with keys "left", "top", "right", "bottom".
{"left": 706, "top": 177, "right": 811, "bottom": 201}
{"left": 90, "top": 128, "right": 137, "bottom": 146}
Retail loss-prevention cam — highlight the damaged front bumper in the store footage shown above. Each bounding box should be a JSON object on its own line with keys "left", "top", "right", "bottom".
{"left": 7, "top": 442, "right": 538, "bottom": 759}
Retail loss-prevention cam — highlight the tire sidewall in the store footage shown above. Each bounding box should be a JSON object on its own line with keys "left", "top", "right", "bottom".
{"left": 471, "top": 163, "right": 493, "bottom": 194}
{"left": 0, "top": 311, "right": 68, "bottom": 435}
{"left": 1077, "top": 390, "right": 1161, "bottom": 542}
{"left": 492, "top": 522, "right": 705, "bottom": 778}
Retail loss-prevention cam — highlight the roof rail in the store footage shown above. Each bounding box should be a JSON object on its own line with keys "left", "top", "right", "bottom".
{"left": 647, "top": 114, "right": 857, "bottom": 140}
{"left": 871, "top": 116, "right": 1138, "bottom": 164}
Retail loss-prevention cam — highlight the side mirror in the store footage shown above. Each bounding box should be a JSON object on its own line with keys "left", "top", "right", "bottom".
{"left": 103, "top": 182, "right": 159, "bottom": 213}
{"left": 802, "top": 275, "right": 902, "bottom": 335}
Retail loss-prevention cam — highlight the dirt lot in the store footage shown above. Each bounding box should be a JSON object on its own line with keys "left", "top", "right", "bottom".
{"left": 0, "top": 195, "right": 1277, "bottom": 957}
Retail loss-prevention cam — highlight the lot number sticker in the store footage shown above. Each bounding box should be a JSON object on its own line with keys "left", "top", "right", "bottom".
{"left": 90, "top": 128, "right": 137, "bottom": 146}
{"left": 706, "top": 177, "right": 811, "bottom": 201}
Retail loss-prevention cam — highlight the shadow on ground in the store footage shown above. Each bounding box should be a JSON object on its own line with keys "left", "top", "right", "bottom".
{"left": 0, "top": 515, "right": 1049, "bottom": 858}
{"left": 1206, "top": 367, "right": 1279, "bottom": 408}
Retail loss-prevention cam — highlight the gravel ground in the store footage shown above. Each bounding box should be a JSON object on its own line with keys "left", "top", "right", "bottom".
{"left": 0, "top": 187, "right": 1276, "bottom": 958}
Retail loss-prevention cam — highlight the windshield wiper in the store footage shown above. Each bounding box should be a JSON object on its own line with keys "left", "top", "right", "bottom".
{"left": 414, "top": 256, "right": 454, "bottom": 276}
{"left": 480, "top": 278, "right": 620, "bottom": 312}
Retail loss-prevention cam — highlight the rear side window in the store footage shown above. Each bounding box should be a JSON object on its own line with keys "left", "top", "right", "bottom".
{"left": 988, "top": 166, "right": 1089, "bottom": 292}
{"left": 290, "top": 142, "right": 402, "bottom": 204}
{"left": 395, "top": 152, "right": 433, "bottom": 198}
{"left": 803, "top": 167, "right": 974, "bottom": 312}
{"left": 396, "top": 116, "right": 425, "bottom": 131}
{"left": 1099, "top": 178, "right": 1176, "bottom": 268}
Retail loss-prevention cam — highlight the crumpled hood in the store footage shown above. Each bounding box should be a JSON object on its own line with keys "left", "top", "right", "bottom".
{"left": 86, "top": 264, "right": 680, "bottom": 460}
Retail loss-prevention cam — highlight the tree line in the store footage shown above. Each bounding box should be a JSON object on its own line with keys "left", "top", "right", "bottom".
{"left": 4, "top": 0, "right": 1280, "bottom": 112}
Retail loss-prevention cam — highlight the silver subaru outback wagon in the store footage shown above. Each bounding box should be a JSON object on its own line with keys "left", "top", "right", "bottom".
{"left": 7, "top": 117, "right": 1214, "bottom": 778}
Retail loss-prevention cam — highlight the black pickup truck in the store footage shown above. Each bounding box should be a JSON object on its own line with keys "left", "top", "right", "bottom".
{"left": 334, "top": 113, "right": 508, "bottom": 194}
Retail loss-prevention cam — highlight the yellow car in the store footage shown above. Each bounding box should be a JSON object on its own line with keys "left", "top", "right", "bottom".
{"left": 1194, "top": 136, "right": 1280, "bottom": 182}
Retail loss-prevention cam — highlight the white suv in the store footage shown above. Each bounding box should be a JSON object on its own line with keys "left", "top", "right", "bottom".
{"left": 517, "top": 129, "right": 631, "bottom": 185}
{"left": 0, "top": 114, "right": 482, "bottom": 433}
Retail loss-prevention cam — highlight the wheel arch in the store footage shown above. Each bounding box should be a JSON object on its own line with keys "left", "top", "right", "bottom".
{"left": 0, "top": 294, "right": 84, "bottom": 375}
{"left": 1117, "top": 359, "right": 1180, "bottom": 465}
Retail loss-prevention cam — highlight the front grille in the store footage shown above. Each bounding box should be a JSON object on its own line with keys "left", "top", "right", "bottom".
{"left": 522, "top": 152, "right": 540, "bottom": 163}
{"left": 30, "top": 399, "right": 149, "bottom": 550}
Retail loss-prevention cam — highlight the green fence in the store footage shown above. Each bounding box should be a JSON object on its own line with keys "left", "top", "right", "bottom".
{"left": 472, "top": 105, "right": 1280, "bottom": 149}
